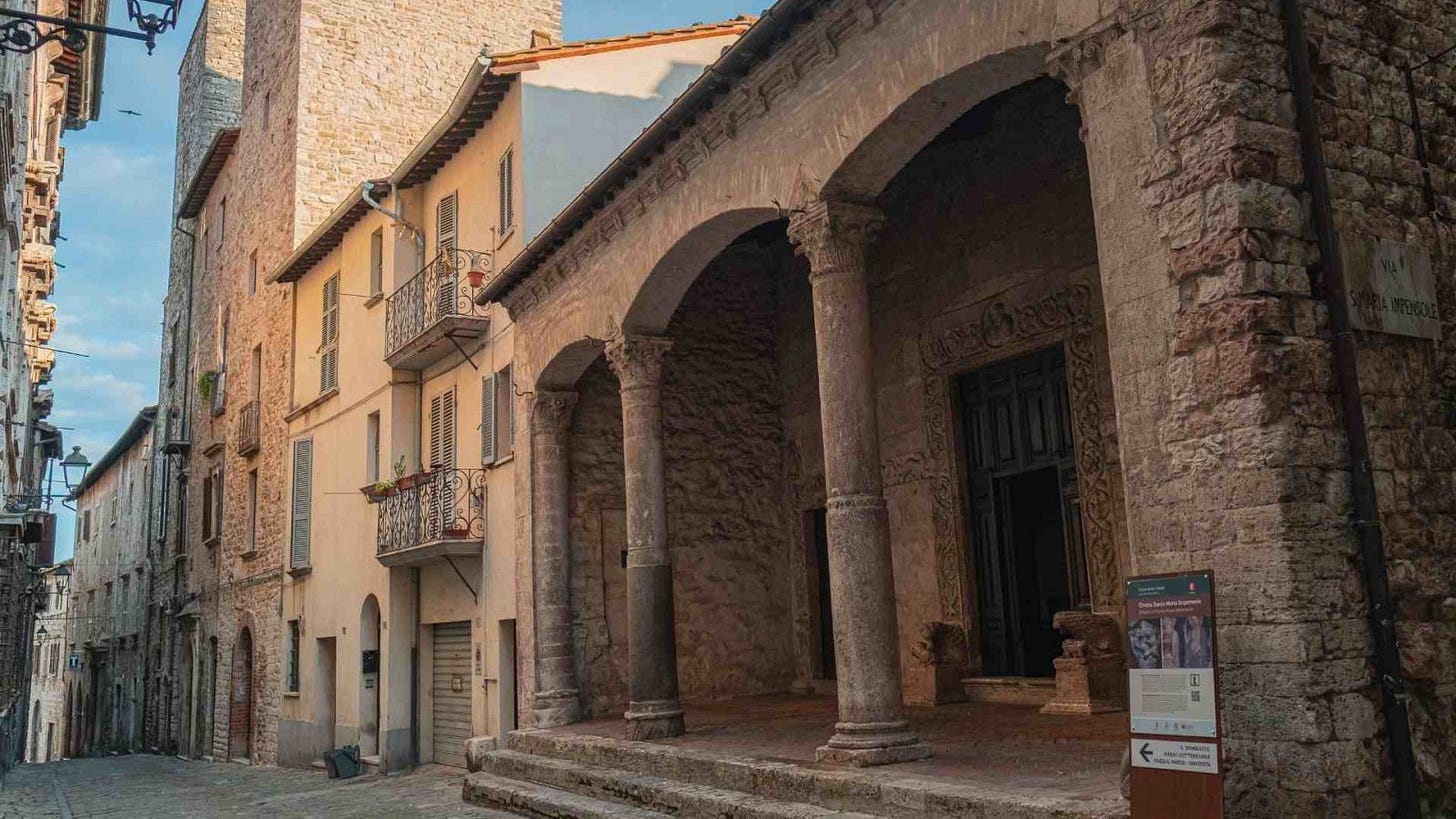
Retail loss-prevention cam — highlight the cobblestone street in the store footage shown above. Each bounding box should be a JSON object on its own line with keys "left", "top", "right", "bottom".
{"left": 0, "top": 755, "right": 508, "bottom": 818}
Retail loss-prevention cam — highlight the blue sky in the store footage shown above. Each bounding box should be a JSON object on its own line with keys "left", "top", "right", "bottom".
{"left": 48, "top": 0, "right": 765, "bottom": 559}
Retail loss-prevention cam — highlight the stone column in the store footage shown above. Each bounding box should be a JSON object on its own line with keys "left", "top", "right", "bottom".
{"left": 788, "top": 199, "right": 929, "bottom": 766}
{"left": 530, "top": 389, "right": 580, "bottom": 728}
{"left": 605, "top": 334, "right": 685, "bottom": 740}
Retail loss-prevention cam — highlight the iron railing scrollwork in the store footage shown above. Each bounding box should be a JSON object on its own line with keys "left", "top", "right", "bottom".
{"left": 235, "top": 400, "right": 260, "bottom": 456}
{"left": 376, "top": 468, "right": 486, "bottom": 558}
{"left": 384, "top": 248, "right": 493, "bottom": 360}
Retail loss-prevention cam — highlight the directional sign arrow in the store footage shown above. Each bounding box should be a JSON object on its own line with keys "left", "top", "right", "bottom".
{"left": 1139, "top": 742, "right": 1153, "bottom": 764}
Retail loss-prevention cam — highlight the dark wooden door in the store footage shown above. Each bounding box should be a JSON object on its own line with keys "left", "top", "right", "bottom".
{"left": 958, "top": 346, "right": 1088, "bottom": 677}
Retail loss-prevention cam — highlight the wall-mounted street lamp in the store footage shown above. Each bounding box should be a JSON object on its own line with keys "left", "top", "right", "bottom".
{"left": 0, "top": 0, "right": 183, "bottom": 55}
{"left": 59, "top": 446, "right": 90, "bottom": 491}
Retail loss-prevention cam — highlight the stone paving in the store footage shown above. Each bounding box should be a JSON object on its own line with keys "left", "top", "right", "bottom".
{"left": 0, "top": 755, "right": 509, "bottom": 818}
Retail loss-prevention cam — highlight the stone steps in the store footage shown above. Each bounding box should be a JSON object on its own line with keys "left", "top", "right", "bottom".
{"left": 478, "top": 749, "right": 880, "bottom": 818}
{"left": 472, "top": 730, "right": 1126, "bottom": 819}
{"left": 464, "top": 770, "right": 670, "bottom": 818}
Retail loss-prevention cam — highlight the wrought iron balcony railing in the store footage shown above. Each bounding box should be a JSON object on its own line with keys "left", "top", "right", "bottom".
{"left": 235, "top": 400, "right": 259, "bottom": 456}
{"left": 375, "top": 468, "right": 486, "bottom": 565}
{"left": 384, "top": 249, "right": 493, "bottom": 367}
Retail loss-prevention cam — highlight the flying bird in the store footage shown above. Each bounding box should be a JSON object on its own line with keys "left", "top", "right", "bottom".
{"left": 118, "top": 109, "right": 142, "bottom": 117}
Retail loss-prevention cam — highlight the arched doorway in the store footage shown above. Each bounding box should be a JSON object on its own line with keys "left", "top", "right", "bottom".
{"left": 228, "top": 627, "right": 254, "bottom": 761}
{"left": 359, "top": 596, "right": 381, "bottom": 757}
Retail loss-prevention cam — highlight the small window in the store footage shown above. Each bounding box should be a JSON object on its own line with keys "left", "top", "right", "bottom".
{"left": 366, "top": 412, "right": 381, "bottom": 484}
{"left": 217, "top": 197, "right": 226, "bottom": 245}
{"left": 262, "top": 90, "right": 271, "bottom": 131}
{"left": 498, "top": 147, "right": 514, "bottom": 235}
{"left": 369, "top": 228, "right": 384, "bottom": 297}
{"left": 286, "top": 620, "right": 300, "bottom": 693}
{"left": 248, "top": 250, "right": 258, "bottom": 296}
{"left": 245, "top": 469, "right": 258, "bottom": 555}
{"left": 81, "top": 510, "right": 90, "bottom": 541}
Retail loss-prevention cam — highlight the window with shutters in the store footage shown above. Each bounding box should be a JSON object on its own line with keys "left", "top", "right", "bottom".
{"left": 435, "top": 194, "right": 458, "bottom": 319}
{"left": 320, "top": 273, "right": 340, "bottom": 392}
{"left": 482, "top": 363, "right": 513, "bottom": 466}
{"left": 428, "top": 389, "right": 456, "bottom": 470}
{"left": 498, "top": 148, "right": 514, "bottom": 235}
{"left": 290, "top": 439, "right": 313, "bottom": 570}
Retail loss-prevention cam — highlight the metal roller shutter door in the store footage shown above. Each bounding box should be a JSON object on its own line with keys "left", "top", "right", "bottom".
{"left": 432, "top": 621, "right": 472, "bottom": 767}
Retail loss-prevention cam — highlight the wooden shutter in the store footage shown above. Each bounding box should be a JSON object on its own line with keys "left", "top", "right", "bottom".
{"left": 321, "top": 274, "right": 339, "bottom": 392}
{"left": 480, "top": 374, "right": 496, "bottom": 465}
{"left": 290, "top": 439, "right": 313, "bottom": 568}
{"left": 499, "top": 363, "right": 513, "bottom": 458}
{"left": 436, "top": 194, "right": 458, "bottom": 257}
{"left": 498, "top": 149, "right": 514, "bottom": 233}
{"left": 430, "top": 389, "right": 456, "bottom": 470}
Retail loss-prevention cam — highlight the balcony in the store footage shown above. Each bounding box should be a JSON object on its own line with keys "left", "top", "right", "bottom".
{"left": 375, "top": 468, "right": 486, "bottom": 567}
{"left": 235, "top": 400, "right": 260, "bottom": 456}
{"left": 384, "top": 249, "right": 493, "bottom": 370}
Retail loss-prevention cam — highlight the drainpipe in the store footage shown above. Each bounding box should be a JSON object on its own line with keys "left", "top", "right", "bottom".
{"left": 1280, "top": 2, "right": 1420, "bottom": 815}
{"left": 362, "top": 181, "right": 424, "bottom": 257}
{"left": 410, "top": 566, "right": 420, "bottom": 768}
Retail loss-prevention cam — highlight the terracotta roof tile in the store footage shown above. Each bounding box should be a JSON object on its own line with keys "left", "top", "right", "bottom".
{"left": 491, "top": 16, "right": 756, "bottom": 67}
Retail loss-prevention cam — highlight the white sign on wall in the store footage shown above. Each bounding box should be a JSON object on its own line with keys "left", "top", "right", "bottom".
{"left": 1341, "top": 236, "right": 1441, "bottom": 340}
{"left": 1131, "top": 739, "right": 1220, "bottom": 775}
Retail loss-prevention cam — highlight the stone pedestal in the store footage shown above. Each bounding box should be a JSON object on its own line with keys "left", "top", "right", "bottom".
{"left": 789, "top": 198, "right": 929, "bottom": 766}
{"left": 530, "top": 390, "right": 581, "bottom": 728}
{"left": 606, "top": 334, "right": 685, "bottom": 741}
{"left": 1039, "top": 610, "right": 1127, "bottom": 716}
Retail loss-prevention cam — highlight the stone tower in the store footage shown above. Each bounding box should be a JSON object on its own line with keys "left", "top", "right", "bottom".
{"left": 151, "top": 0, "right": 562, "bottom": 765}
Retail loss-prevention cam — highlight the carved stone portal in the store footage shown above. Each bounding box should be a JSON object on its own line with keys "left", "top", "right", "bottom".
{"left": 918, "top": 281, "right": 1125, "bottom": 659}
{"left": 1040, "top": 610, "right": 1127, "bottom": 716}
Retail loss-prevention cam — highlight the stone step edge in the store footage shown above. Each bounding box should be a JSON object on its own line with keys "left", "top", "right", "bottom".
{"left": 508, "top": 730, "right": 1127, "bottom": 819}
{"left": 484, "top": 748, "right": 882, "bottom": 819}
{"left": 463, "top": 770, "right": 670, "bottom": 819}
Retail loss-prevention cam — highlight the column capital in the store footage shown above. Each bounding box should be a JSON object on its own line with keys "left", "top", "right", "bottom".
{"left": 530, "top": 390, "right": 578, "bottom": 434}
{"left": 1046, "top": 18, "right": 1125, "bottom": 94}
{"left": 604, "top": 334, "right": 673, "bottom": 391}
{"left": 787, "top": 198, "right": 884, "bottom": 279}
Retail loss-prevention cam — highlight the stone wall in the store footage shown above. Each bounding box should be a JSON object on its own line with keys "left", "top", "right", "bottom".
{"left": 568, "top": 242, "right": 799, "bottom": 718}
{"left": 1056, "top": 0, "right": 1456, "bottom": 812}
{"left": 661, "top": 246, "right": 798, "bottom": 705}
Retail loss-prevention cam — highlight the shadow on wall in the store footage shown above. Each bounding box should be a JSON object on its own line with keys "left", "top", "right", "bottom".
{"left": 522, "top": 63, "right": 710, "bottom": 237}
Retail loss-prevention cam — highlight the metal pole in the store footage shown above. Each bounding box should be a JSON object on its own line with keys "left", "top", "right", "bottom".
{"left": 1280, "top": 2, "right": 1421, "bottom": 815}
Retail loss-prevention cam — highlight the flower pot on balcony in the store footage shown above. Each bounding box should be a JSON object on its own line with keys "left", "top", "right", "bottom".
{"left": 361, "top": 482, "right": 398, "bottom": 504}
{"left": 443, "top": 526, "right": 470, "bottom": 539}
{"left": 395, "top": 474, "right": 418, "bottom": 491}
{"left": 466, "top": 268, "right": 485, "bottom": 288}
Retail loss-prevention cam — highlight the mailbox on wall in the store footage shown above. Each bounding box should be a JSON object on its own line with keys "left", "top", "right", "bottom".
{"left": 361, "top": 649, "right": 380, "bottom": 674}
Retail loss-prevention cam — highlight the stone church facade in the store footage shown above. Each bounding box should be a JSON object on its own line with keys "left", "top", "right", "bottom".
{"left": 482, "top": 0, "right": 1456, "bottom": 814}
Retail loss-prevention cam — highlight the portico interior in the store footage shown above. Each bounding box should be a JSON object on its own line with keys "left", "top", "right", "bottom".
{"left": 528, "top": 76, "right": 1131, "bottom": 770}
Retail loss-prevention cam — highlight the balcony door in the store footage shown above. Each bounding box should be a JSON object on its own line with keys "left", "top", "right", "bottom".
{"left": 426, "top": 389, "right": 457, "bottom": 541}
{"left": 435, "top": 194, "right": 458, "bottom": 321}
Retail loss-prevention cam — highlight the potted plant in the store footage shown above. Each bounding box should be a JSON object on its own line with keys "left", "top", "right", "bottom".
{"left": 360, "top": 479, "right": 397, "bottom": 504}
{"left": 390, "top": 457, "right": 418, "bottom": 491}
{"left": 466, "top": 255, "right": 490, "bottom": 288}
{"left": 443, "top": 523, "right": 471, "bottom": 538}
{"left": 197, "top": 370, "right": 220, "bottom": 401}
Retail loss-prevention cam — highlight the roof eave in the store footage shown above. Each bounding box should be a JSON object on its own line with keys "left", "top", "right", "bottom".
{"left": 176, "top": 128, "right": 240, "bottom": 219}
